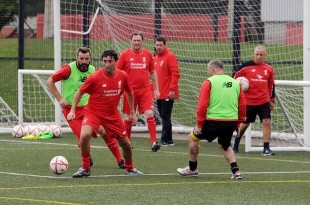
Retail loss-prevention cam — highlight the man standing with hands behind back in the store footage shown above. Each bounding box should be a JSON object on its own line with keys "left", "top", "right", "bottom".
{"left": 154, "top": 35, "right": 180, "bottom": 146}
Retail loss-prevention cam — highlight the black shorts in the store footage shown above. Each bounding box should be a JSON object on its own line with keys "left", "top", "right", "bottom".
{"left": 245, "top": 102, "right": 271, "bottom": 123}
{"left": 193, "top": 121, "right": 237, "bottom": 150}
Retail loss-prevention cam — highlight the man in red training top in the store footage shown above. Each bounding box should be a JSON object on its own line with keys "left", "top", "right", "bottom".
{"left": 177, "top": 59, "right": 246, "bottom": 179}
{"left": 233, "top": 45, "right": 276, "bottom": 156}
{"left": 67, "top": 50, "right": 143, "bottom": 177}
{"left": 154, "top": 35, "right": 180, "bottom": 146}
{"left": 117, "top": 32, "right": 161, "bottom": 152}
{"left": 47, "top": 47, "right": 124, "bottom": 169}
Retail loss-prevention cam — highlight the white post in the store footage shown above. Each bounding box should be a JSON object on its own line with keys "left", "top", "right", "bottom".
{"left": 303, "top": 0, "right": 310, "bottom": 146}
{"left": 244, "top": 124, "right": 252, "bottom": 152}
{"left": 18, "top": 71, "right": 24, "bottom": 125}
{"left": 53, "top": 0, "right": 62, "bottom": 126}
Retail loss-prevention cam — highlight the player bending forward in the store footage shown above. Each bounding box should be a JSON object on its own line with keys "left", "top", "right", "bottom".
{"left": 67, "top": 50, "right": 143, "bottom": 177}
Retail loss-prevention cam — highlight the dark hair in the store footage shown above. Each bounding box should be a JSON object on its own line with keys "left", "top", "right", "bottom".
{"left": 76, "top": 47, "right": 91, "bottom": 57}
{"left": 101, "top": 50, "right": 118, "bottom": 61}
{"left": 131, "top": 31, "right": 144, "bottom": 40}
{"left": 155, "top": 35, "right": 166, "bottom": 45}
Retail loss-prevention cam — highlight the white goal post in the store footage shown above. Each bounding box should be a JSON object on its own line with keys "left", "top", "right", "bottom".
{"left": 17, "top": 69, "right": 178, "bottom": 133}
{"left": 245, "top": 80, "right": 310, "bottom": 152}
{"left": 0, "top": 97, "right": 19, "bottom": 133}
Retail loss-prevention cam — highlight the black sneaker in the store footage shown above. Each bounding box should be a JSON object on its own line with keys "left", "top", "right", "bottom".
{"left": 167, "top": 141, "right": 174, "bottom": 146}
{"left": 160, "top": 141, "right": 168, "bottom": 147}
{"left": 262, "top": 148, "right": 275, "bottom": 156}
{"left": 90, "top": 156, "right": 93, "bottom": 167}
{"left": 118, "top": 159, "right": 125, "bottom": 169}
{"left": 151, "top": 142, "right": 161, "bottom": 152}
{"left": 72, "top": 167, "right": 91, "bottom": 178}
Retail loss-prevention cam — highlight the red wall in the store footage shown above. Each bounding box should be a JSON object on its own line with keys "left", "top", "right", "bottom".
{"left": 286, "top": 24, "right": 303, "bottom": 45}
{"left": 36, "top": 14, "right": 301, "bottom": 45}
{"left": 37, "top": 14, "right": 233, "bottom": 41}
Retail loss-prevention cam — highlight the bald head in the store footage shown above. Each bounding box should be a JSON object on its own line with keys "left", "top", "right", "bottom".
{"left": 207, "top": 59, "right": 224, "bottom": 76}
{"left": 253, "top": 45, "right": 267, "bottom": 65}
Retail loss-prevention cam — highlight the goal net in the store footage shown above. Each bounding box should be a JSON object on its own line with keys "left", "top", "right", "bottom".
{"left": 0, "top": 97, "right": 19, "bottom": 133}
{"left": 245, "top": 81, "right": 310, "bottom": 152}
{"left": 37, "top": 0, "right": 309, "bottom": 151}
{"left": 17, "top": 70, "right": 70, "bottom": 132}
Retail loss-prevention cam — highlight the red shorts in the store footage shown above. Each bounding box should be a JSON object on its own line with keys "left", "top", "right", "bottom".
{"left": 82, "top": 111, "right": 126, "bottom": 139}
{"left": 63, "top": 106, "right": 84, "bottom": 139}
{"left": 123, "top": 86, "right": 153, "bottom": 115}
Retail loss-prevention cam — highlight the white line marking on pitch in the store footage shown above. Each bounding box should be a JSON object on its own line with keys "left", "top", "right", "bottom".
{"left": 0, "top": 171, "right": 309, "bottom": 179}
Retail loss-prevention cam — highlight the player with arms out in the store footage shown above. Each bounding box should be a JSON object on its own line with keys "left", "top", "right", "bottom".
{"left": 232, "top": 45, "right": 276, "bottom": 156}
{"left": 47, "top": 47, "right": 125, "bottom": 169}
{"left": 177, "top": 59, "right": 246, "bottom": 179}
{"left": 67, "top": 50, "right": 143, "bottom": 177}
{"left": 117, "top": 32, "right": 161, "bottom": 152}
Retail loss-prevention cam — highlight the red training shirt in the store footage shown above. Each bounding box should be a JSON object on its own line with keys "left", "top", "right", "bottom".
{"left": 154, "top": 48, "right": 180, "bottom": 99}
{"left": 234, "top": 62, "right": 275, "bottom": 106}
{"left": 117, "top": 48, "right": 154, "bottom": 90}
{"left": 79, "top": 68, "right": 133, "bottom": 118}
{"left": 51, "top": 64, "right": 71, "bottom": 81}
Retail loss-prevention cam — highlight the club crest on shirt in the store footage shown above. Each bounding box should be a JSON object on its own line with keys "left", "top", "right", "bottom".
{"left": 102, "top": 84, "right": 107, "bottom": 87}
{"left": 264, "top": 69, "right": 268, "bottom": 75}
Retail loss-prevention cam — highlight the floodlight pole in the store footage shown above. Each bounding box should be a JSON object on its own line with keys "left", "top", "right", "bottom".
{"left": 83, "top": 0, "right": 90, "bottom": 47}
{"left": 232, "top": 0, "right": 242, "bottom": 75}
{"left": 154, "top": 0, "right": 162, "bottom": 54}
{"left": 18, "top": 0, "right": 24, "bottom": 70}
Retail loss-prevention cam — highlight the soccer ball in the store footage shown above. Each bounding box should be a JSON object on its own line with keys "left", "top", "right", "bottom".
{"left": 49, "top": 125, "right": 62, "bottom": 138}
{"left": 236, "top": 77, "right": 249, "bottom": 91}
{"left": 25, "top": 125, "right": 39, "bottom": 135}
{"left": 12, "top": 125, "right": 25, "bottom": 138}
{"left": 49, "top": 156, "right": 69, "bottom": 175}
{"left": 37, "top": 124, "right": 49, "bottom": 133}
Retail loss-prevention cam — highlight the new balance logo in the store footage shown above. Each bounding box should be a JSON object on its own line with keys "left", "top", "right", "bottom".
{"left": 80, "top": 77, "right": 87, "bottom": 82}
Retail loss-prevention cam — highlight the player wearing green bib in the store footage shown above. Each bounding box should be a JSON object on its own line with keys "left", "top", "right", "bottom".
{"left": 177, "top": 59, "right": 246, "bottom": 179}
{"left": 47, "top": 47, "right": 125, "bottom": 169}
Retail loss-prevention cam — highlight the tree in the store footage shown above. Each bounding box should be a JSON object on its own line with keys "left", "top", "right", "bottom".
{"left": 24, "top": 0, "right": 44, "bottom": 18}
{"left": 0, "top": 0, "right": 18, "bottom": 31}
{"left": 0, "top": 0, "right": 44, "bottom": 31}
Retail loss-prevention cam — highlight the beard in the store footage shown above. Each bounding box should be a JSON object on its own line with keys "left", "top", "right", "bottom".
{"left": 78, "top": 63, "right": 90, "bottom": 72}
